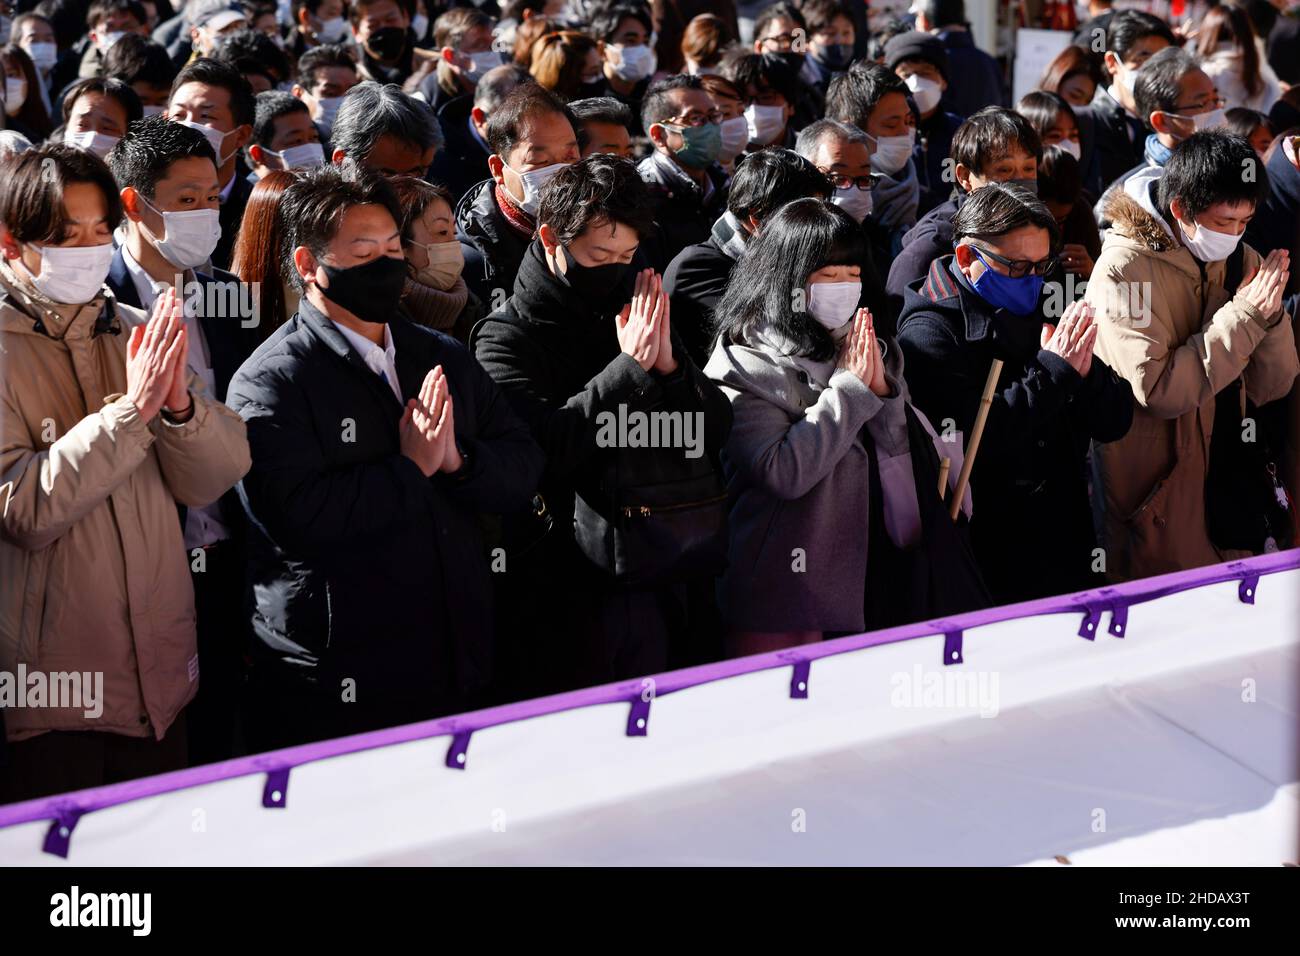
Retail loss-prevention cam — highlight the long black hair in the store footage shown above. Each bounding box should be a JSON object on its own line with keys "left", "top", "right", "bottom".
{"left": 713, "top": 198, "right": 865, "bottom": 362}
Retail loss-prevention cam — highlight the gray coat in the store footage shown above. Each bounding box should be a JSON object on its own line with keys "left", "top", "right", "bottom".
{"left": 704, "top": 332, "right": 965, "bottom": 633}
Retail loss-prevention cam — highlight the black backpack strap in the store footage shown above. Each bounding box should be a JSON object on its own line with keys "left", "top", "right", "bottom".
{"left": 1223, "top": 243, "right": 1247, "bottom": 297}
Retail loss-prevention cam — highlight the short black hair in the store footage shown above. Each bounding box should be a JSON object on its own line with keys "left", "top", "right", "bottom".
{"left": 108, "top": 115, "right": 217, "bottom": 200}
{"left": 331, "top": 82, "right": 442, "bottom": 161}
{"left": 474, "top": 63, "right": 532, "bottom": 113}
{"left": 952, "top": 181, "right": 1060, "bottom": 248}
{"left": 724, "top": 52, "right": 802, "bottom": 109}
{"left": 713, "top": 198, "right": 865, "bottom": 362}
{"left": 728, "top": 147, "right": 832, "bottom": 224}
{"left": 86, "top": 0, "right": 146, "bottom": 29}
{"left": 590, "top": 2, "right": 653, "bottom": 43}
{"left": 1224, "top": 106, "right": 1271, "bottom": 142}
{"left": 826, "top": 62, "right": 907, "bottom": 129}
{"left": 1133, "top": 47, "right": 1201, "bottom": 126}
{"left": 171, "top": 57, "right": 256, "bottom": 129}
{"left": 640, "top": 74, "right": 705, "bottom": 132}
{"left": 1014, "top": 90, "right": 1075, "bottom": 144}
{"left": 914, "top": 0, "right": 967, "bottom": 29}
{"left": 569, "top": 96, "right": 632, "bottom": 150}
{"left": 280, "top": 163, "right": 403, "bottom": 291}
{"left": 1158, "top": 129, "right": 1270, "bottom": 220}
{"left": 213, "top": 28, "right": 292, "bottom": 88}
{"left": 1106, "top": 10, "right": 1177, "bottom": 61}
{"left": 61, "top": 76, "right": 143, "bottom": 127}
{"left": 1036, "top": 144, "right": 1082, "bottom": 207}
{"left": 251, "top": 90, "right": 311, "bottom": 150}
{"left": 485, "top": 83, "right": 576, "bottom": 159}
{"left": 753, "top": 2, "right": 806, "bottom": 40}
{"left": 297, "top": 43, "right": 359, "bottom": 91}
{"left": 951, "top": 107, "right": 1042, "bottom": 175}
{"left": 802, "top": 0, "right": 855, "bottom": 36}
{"left": 536, "top": 153, "right": 655, "bottom": 245}
{"left": 0, "top": 143, "right": 123, "bottom": 245}
{"left": 101, "top": 34, "right": 177, "bottom": 90}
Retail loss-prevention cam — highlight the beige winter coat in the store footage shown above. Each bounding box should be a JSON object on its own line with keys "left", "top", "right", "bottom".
{"left": 0, "top": 264, "right": 251, "bottom": 742}
{"left": 1083, "top": 186, "right": 1299, "bottom": 581}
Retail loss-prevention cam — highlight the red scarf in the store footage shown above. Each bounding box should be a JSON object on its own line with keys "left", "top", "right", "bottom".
{"left": 494, "top": 183, "right": 536, "bottom": 238}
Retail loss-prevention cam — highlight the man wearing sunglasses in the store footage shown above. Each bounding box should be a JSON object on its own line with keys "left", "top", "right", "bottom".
{"left": 897, "top": 182, "right": 1134, "bottom": 605}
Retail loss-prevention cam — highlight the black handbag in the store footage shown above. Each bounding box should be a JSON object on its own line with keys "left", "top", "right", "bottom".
{"left": 573, "top": 447, "right": 728, "bottom": 586}
{"left": 1204, "top": 246, "right": 1296, "bottom": 553}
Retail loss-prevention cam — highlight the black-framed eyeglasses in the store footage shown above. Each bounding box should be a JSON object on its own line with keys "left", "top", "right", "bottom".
{"left": 972, "top": 245, "right": 1057, "bottom": 278}
{"left": 665, "top": 110, "right": 724, "bottom": 127}
{"left": 826, "top": 172, "right": 880, "bottom": 192}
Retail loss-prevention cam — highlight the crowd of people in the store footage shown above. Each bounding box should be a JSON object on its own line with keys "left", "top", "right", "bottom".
{"left": 1, "top": 0, "right": 1298, "bottom": 803}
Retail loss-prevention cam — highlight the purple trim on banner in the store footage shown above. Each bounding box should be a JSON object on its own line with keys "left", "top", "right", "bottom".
{"left": 789, "top": 659, "right": 811, "bottom": 699}
{"left": 42, "top": 808, "right": 82, "bottom": 858}
{"left": 262, "top": 769, "right": 290, "bottom": 809}
{"left": 2, "top": 548, "right": 1297, "bottom": 835}
{"left": 1109, "top": 602, "right": 1129, "bottom": 638}
{"left": 627, "top": 694, "right": 651, "bottom": 736}
{"left": 1239, "top": 575, "right": 1259, "bottom": 604}
{"left": 446, "top": 732, "right": 471, "bottom": 770}
{"left": 942, "top": 628, "right": 963, "bottom": 666}
{"left": 1078, "top": 607, "right": 1102, "bottom": 640}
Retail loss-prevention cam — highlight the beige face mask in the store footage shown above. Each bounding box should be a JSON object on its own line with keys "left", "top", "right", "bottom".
{"left": 408, "top": 238, "right": 465, "bottom": 291}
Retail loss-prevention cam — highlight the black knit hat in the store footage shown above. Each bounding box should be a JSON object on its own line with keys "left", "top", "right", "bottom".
{"left": 883, "top": 30, "right": 950, "bottom": 83}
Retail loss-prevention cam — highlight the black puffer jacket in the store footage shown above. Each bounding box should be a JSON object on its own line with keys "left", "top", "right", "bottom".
{"left": 456, "top": 178, "right": 533, "bottom": 308}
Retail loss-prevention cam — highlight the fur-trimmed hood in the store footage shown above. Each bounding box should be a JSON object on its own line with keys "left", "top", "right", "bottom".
{"left": 1103, "top": 167, "right": 1180, "bottom": 253}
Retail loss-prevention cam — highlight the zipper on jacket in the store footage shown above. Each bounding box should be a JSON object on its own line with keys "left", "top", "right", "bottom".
{"left": 621, "top": 493, "right": 728, "bottom": 518}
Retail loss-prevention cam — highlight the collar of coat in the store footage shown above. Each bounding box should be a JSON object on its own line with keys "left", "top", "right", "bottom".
{"left": 0, "top": 258, "right": 120, "bottom": 340}
{"left": 917, "top": 254, "right": 994, "bottom": 343}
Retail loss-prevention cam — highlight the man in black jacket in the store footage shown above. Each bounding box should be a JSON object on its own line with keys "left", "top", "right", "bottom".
{"left": 227, "top": 166, "right": 543, "bottom": 750}
{"left": 474, "top": 154, "right": 733, "bottom": 697}
{"left": 456, "top": 84, "right": 580, "bottom": 310}
{"left": 897, "top": 184, "right": 1133, "bottom": 604}
{"left": 664, "top": 146, "right": 832, "bottom": 367}
{"left": 426, "top": 64, "right": 530, "bottom": 205}
{"left": 636, "top": 75, "right": 730, "bottom": 269}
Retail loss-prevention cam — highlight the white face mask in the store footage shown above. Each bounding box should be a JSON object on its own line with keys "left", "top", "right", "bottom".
{"left": 805, "top": 280, "right": 862, "bottom": 330}
{"left": 20, "top": 241, "right": 115, "bottom": 303}
{"left": 4, "top": 76, "right": 25, "bottom": 115}
{"left": 1178, "top": 216, "right": 1242, "bottom": 262}
{"left": 177, "top": 120, "right": 234, "bottom": 165}
{"left": 139, "top": 193, "right": 223, "bottom": 269}
{"left": 96, "top": 30, "right": 125, "bottom": 54}
{"left": 1057, "top": 138, "right": 1082, "bottom": 161}
{"left": 904, "top": 74, "right": 942, "bottom": 115}
{"left": 410, "top": 238, "right": 465, "bottom": 291}
{"left": 831, "top": 185, "right": 874, "bottom": 223}
{"left": 467, "top": 49, "right": 503, "bottom": 80}
{"left": 870, "top": 129, "right": 915, "bottom": 175}
{"left": 266, "top": 141, "right": 326, "bottom": 169}
{"left": 609, "top": 43, "right": 656, "bottom": 83}
{"left": 718, "top": 115, "right": 749, "bottom": 164}
{"left": 744, "top": 103, "right": 786, "bottom": 147}
{"left": 1115, "top": 61, "right": 1136, "bottom": 97}
{"left": 503, "top": 160, "right": 569, "bottom": 217}
{"left": 314, "top": 94, "right": 344, "bottom": 134}
{"left": 1190, "top": 107, "right": 1227, "bottom": 132}
{"left": 315, "top": 16, "right": 347, "bottom": 44}
{"left": 141, "top": 104, "right": 166, "bottom": 118}
{"left": 64, "top": 128, "right": 120, "bottom": 158}
{"left": 23, "top": 40, "right": 58, "bottom": 73}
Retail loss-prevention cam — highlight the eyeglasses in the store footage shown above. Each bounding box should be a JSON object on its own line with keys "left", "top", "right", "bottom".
{"left": 1172, "top": 95, "right": 1226, "bottom": 114}
{"left": 665, "top": 110, "right": 724, "bottom": 127}
{"left": 971, "top": 245, "right": 1057, "bottom": 278}
{"left": 825, "top": 171, "right": 881, "bottom": 192}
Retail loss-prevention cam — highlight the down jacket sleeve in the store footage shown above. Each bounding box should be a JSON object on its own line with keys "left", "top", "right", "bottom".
{"left": 151, "top": 371, "right": 251, "bottom": 508}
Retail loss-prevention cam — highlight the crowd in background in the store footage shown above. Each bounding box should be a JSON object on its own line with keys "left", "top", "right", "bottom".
{"left": 1, "top": 0, "right": 1299, "bottom": 803}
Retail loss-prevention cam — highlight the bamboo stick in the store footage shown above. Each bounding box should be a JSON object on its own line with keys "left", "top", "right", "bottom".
{"left": 937, "top": 457, "right": 951, "bottom": 499}
{"left": 949, "top": 358, "right": 1004, "bottom": 522}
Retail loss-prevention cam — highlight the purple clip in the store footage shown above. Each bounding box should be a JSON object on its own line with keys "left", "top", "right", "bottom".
{"left": 1108, "top": 602, "right": 1129, "bottom": 638}
{"left": 1238, "top": 575, "right": 1260, "bottom": 605}
{"left": 445, "top": 731, "right": 471, "bottom": 770}
{"left": 1078, "top": 606, "right": 1102, "bottom": 640}
{"left": 262, "top": 768, "right": 290, "bottom": 809}
{"left": 627, "top": 694, "right": 651, "bottom": 736}
{"left": 943, "top": 629, "right": 963, "bottom": 666}
{"left": 42, "top": 808, "right": 82, "bottom": 859}
{"left": 790, "top": 659, "right": 810, "bottom": 699}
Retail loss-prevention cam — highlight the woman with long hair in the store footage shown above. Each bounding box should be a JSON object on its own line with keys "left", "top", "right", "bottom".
{"left": 1196, "top": 2, "right": 1281, "bottom": 112}
{"left": 705, "top": 198, "right": 979, "bottom": 656}
{"left": 529, "top": 30, "right": 602, "bottom": 101}
{"left": 1, "top": 44, "right": 53, "bottom": 141}
{"left": 1037, "top": 44, "right": 1105, "bottom": 110}
{"left": 229, "top": 170, "right": 298, "bottom": 342}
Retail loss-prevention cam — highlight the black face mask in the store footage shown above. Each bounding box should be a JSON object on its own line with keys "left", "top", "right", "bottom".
{"left": 318, "top": 254, "right": 409, "bottom": 322}
{"left": 778, "top": 51, "right": 806, "bottom": 73}
{"left": 367, "top": 26, "right": 408, "bottom": 61}
{"left": 557, "top": 245, "right": 632, "bottom": 311}
{"left": 817, "top": 44, "right": 854, "bottom": 71}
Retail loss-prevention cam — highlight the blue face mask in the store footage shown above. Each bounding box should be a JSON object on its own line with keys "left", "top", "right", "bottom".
{"left": 969, "top": 248, "right": 1044, "bottom": 316}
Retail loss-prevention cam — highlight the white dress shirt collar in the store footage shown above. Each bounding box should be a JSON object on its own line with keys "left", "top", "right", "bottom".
{"left": 331, "top": 318, "right": 402, "bottom": 403}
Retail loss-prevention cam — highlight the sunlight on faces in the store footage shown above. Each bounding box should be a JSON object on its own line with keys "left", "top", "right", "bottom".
{"left": 812, "top": 14, "right": 854, "bottom": 54}
{"left": 754, "top": 17, "right": 800, "bottom": 54}
{"left": 1151, "top": 69, "right": 1218, "bottom": 141}
{"left": 810, "top": 136, "right": 871, "bottom": 181}
{"left": 67, "top": 91, "right": 129, "bottom": 137}
{"left": 538, "top": 214, "right": 639, "bottom": 273}
{"left": 1170, "top": 198, "right": 1256, "bottom": 239}
{"left": 1, "top": 181, "right": 114, "bottom": 278}
{"left": 168, "top": 81, "right": 250, "bottom": 153}
{"left": 300, "top": 0, "right": 344, "bottom": 35}
{"left": 295, "top": 202, "right": 404, "bottom": 308}
{"left": 335, "top": 133, "right": 434, "bottom": 178}
{"left": 488, "top": 109, "right": 580, "bottom": 204}
{"left": 92, "top": 9, "right": 146, "bottom": 43}
{"left": 650, "top": 87, "right": 714, "bottom": 155}
{"left": 124, "top": 155, "right": 221, "bottom": 243}
{"left": 1247, "top": 124, "right": 1272, "bottom": 157}
{"left": 603, "top": 12, "right": 650, "bottom": 75}
{"left": 808, "top": 263, "right": 861, "bottom": 284}
{"left": 1040, "top": 111, "right": 1080, "bottom": 149}
{"left": 15, "top": 17, "right": 55, "bottom": 47}
{"left": 580, "top": 120, "right": 632, "bottom": 158}
{"left": 443, "top": 22, "right": 494, "bottom": 74}
{"left": 954, "top": 225, "right": 1052, "bottom": 284}
{"left": 1058, "top": 73, "right": 1095, "bottom": 108}
{"left": 404, "top": 196, "right": 455, "bottom": 271}
{"left": 191, "top": 15, "right": 247, "bottom": 58}
{"left": 707, "top": 87, "right": 744, "bottom": 121}
{"left": 356, "top": 0, "right": 409, "bottom": 51}
{"left": 894, "top": 58, "right": 944, "bottom": 91}
{"left": 294, "top": 65, "right": 359, "bottom": 118}
{"left": 1104, "top": 36, "right": 1170, "bottom": 105}
{"left": 581, "top": 45, "right": 604, "bottom": 84}
{"left": 866, "top": 90, "right": 914, "bottom": 140}
{"left": 958, "top": 146, "right": 1038, "bottom": 192}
